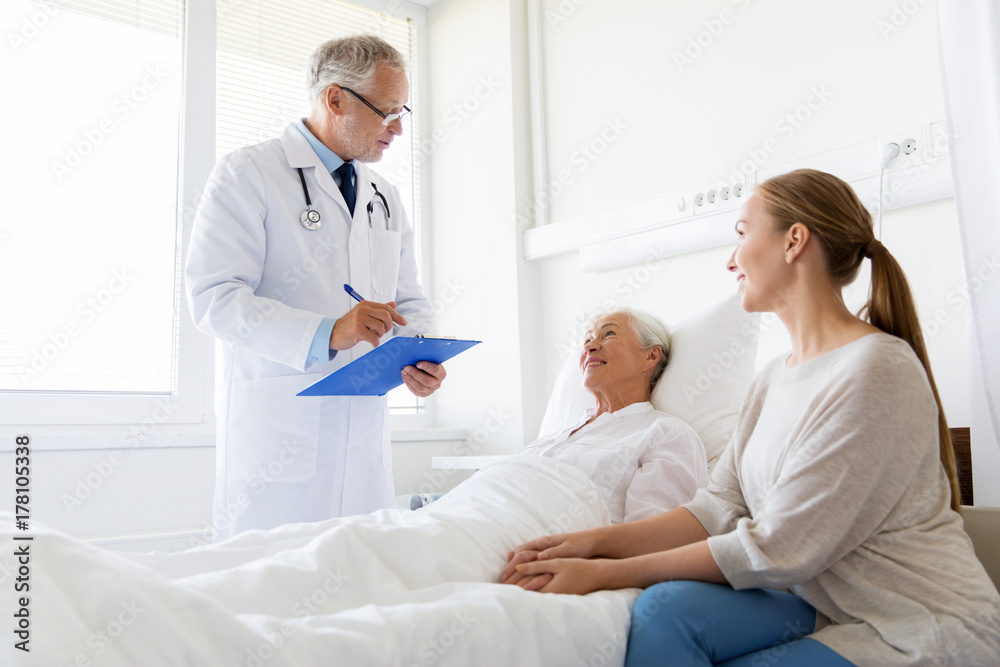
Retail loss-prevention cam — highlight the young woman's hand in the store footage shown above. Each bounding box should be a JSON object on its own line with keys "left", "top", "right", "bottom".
{"left": 512, "top": 557, "right": 612, "bottom": 595}
{"left": 500, "top": 531, "right": 599, "bottom": 586}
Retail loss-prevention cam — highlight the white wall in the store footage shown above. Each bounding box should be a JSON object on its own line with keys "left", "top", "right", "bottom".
{"left": 1, "top": 447, "right": 214, "bottom": 540}
{"left": 537, "top": 0, "right": 944, "bottom": 222}
{"left": 423, "top": 0, "right": 543, "bottom": 451}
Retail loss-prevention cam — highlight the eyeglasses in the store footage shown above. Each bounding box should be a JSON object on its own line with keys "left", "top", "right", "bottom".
{"left": 339, "top": 86, "right": 411, "bottom": 126}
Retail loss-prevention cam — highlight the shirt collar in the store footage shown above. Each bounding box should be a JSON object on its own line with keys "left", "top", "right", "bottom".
{"left": 578, "top": 400, "right": 653, "bottom": 430}
{"left": 295, "top": 118, "right": 349, "bottom": 174}
{"left": 585, "top": 401, "right": 653, "bottom": 420}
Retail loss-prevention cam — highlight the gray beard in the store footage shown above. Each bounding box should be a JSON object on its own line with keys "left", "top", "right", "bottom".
{"left": 339, "top": 112, "right": 383, "bottom": 163}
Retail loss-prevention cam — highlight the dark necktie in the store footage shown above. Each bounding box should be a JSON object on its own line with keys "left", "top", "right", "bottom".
{"left": 335, "top": 162, "right": 356, "bottom": 217}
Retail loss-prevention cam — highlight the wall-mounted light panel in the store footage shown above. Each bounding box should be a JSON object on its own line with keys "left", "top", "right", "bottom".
{"left": 522, "top": 122, "right": 954, "bottom": 272}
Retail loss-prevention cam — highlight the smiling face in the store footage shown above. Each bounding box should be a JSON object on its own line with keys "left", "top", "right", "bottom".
{"left": 336, "top": 65, "right": 408, "bottom": 163}
{"left": 579, "top": 314, "right": 658, "bottom": 401}
{"left": 727, "top": 195, "right": 792, "bottom": 313}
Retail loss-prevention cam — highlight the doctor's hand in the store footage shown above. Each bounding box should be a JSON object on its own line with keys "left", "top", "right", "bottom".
{"left": 401, "top": 361, "right": 446, "bottom": 398}
{"left": 330, "top": 301, "right": 407, "bottom": 350}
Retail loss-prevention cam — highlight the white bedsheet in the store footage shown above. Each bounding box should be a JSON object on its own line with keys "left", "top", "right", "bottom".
{"left": 5, "top": 456, "right": 639, "bottom": 667}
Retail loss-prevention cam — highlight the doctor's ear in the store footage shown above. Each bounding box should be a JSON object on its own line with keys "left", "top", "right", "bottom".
{"left": 325, "top": 85, "right": 345, "bottom": 115}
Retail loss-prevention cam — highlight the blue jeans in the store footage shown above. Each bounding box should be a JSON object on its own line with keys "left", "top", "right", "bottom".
{"left": 625, "top": 581, "right": 856, "bottom": 666}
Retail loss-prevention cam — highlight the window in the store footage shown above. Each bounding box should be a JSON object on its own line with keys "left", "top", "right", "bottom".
{"left": 0, "top": 0, "right": 426, "bottom": 432}
{"left": 0, "top": 0, "right": 195, "bottom": 427}
{"left": 216, "top": 0, "right": 424, "bottom": 414}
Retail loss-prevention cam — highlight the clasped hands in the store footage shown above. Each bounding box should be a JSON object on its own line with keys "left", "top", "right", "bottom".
{"left": 499, "top": 531, "right": 611, "bottom": 595}
{"left": 329, "top": 300, "right": 446, "bottom": 397}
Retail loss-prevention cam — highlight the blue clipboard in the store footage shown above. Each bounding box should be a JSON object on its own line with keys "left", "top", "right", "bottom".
{"left": 298, "top": 336, "right": 481, "bottom": 397}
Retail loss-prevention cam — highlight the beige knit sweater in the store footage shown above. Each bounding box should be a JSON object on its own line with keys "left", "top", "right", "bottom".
{"left": 686, "top": 333, "right": 1000, "bottom": 666}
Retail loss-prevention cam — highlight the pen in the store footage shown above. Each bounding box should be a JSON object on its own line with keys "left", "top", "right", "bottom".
{"left": 344, "top": 284, "right": 365, "bottom": 303}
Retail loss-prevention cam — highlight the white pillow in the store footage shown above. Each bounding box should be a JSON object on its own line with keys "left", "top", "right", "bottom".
{"left": 538, "top": 295, "right": 759, "bottom": 470}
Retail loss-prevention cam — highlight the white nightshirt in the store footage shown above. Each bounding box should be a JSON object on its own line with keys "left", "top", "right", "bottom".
{"left": 520, "top": 402, "right": 707, "bottom": 524}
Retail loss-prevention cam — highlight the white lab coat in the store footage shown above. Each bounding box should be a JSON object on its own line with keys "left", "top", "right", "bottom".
{"left": 185, "top": 123, "right": 433, "bottom": 540}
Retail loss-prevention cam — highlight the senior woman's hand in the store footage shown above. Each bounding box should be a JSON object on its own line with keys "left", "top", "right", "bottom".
{"left": 500, "top": 548, "right": 552, "bottom": 590}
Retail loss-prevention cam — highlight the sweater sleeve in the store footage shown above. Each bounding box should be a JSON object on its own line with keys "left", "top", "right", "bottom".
{"left": 708, "top": 342, "right": 940, "bottom": 590}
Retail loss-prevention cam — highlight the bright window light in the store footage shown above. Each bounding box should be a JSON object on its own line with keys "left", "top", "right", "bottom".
{"left": 0, "top": 0, "right": 183, "bottom": 394}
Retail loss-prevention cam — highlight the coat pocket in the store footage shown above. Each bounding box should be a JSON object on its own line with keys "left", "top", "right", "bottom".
{"left": 368, "top": 227, "right": 401, "bottom": 299}
{"left": 225, "top": 374, "right": 321, "bottom": 482}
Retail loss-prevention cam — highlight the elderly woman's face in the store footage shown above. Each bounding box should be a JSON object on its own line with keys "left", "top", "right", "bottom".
{"left": 579, "top": 315, "right": 651, "bottom": 395}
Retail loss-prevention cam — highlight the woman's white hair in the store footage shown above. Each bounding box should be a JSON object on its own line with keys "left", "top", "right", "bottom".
{"left": 591, "top": 308, "right": 672, "bottom": 393}
{"left": 306, "top": 35, "right": 406, "bottom": 111}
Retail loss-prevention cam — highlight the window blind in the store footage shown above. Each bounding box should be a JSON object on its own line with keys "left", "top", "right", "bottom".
{"left": 34, "top": 0, "right": 182, "bottom": 37}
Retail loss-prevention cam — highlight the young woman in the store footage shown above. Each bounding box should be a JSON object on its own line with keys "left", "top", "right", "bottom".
{"left": 502, "top": 169, "right": 1000, "bottom": 666}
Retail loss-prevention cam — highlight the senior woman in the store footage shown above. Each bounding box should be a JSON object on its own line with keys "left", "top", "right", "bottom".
{"left": 518, "top": 308, "right": 708, "bottom": 525}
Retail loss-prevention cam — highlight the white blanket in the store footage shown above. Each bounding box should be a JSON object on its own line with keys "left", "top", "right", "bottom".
{"left": 5, "top": 456, "right": 639, "bottom": 667}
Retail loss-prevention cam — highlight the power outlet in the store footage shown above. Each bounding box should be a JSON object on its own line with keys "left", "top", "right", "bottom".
{"left": 694, "top": 183, "right": 722, "bottom": 214}
{"left": 879, "top": 126, "right": 927, "bottom": 169}
{"left": 693, "top": 180, "right": 746, "bottom": 215}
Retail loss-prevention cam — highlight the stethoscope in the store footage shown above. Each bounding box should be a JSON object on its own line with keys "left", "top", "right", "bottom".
{"left": 297, "top": 167, "right": 391, "bottom": 231}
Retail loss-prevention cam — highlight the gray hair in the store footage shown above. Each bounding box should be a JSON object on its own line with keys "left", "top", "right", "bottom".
{"left": 306, "top": 35, "right": 406, "bottom": 110}
{"left": 590, "top": 308, "right": 672, "bottom": 394}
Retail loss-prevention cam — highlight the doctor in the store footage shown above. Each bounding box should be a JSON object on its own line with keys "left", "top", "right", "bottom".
{"left": 185, "top": 35, "right": 445, "bottom": 541}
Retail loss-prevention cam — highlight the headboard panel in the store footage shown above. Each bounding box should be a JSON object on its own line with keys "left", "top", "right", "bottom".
{"left": 951, "top": 427, "right": 973, "bottom": 506}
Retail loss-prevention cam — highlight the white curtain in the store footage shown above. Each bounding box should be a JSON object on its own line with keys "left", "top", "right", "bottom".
{"left": 936, "top": 0, "right": 1000, "bottom": 502}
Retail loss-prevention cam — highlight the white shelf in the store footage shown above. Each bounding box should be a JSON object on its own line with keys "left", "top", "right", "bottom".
{"left": 431, "top": 455, "right": 510, "bottom": 470}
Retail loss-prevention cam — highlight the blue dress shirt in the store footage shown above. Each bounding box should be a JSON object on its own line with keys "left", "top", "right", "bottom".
{"left": 295, "top": 119, "right": 356, "bottom": 367}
